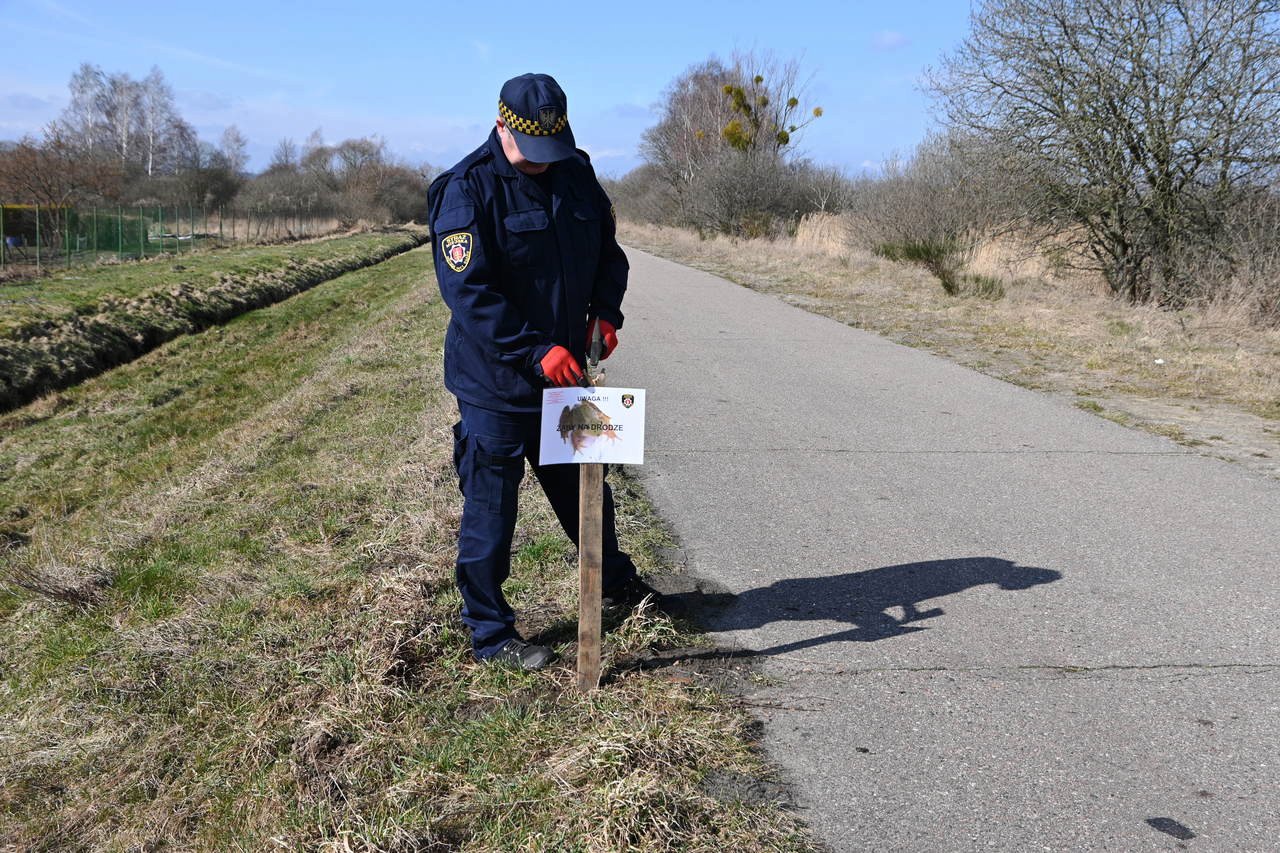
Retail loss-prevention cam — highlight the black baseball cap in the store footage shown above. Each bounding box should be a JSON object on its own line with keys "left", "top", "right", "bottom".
{"left": 498, "top": 73, "right": 576, "bottom": 163}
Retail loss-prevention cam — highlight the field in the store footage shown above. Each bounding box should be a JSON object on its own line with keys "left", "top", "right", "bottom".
{"left": 620, "top": 220, "right": 1280, "bottom": 477}
{"left": 0, "top": 248, "right": 815, "bottom": 850}
{"left": 0, "top": 229, "right": 427, "bottom": 410}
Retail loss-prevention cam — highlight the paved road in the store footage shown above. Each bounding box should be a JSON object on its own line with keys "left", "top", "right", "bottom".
{"left": 613, "top": 248, "right": 1280, "bottom": 852}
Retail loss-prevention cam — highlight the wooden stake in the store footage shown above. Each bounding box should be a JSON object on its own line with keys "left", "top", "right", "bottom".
{"left": 577, "top": 461, "right": 604, "bottom": 690}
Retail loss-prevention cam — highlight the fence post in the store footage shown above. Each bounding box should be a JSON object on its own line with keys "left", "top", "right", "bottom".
{"left": 138, "top": 205, "right": 144, "bottom": 258}
{"left": 0, "top": 203, "right": 5, "bottom": 269}
{"left": 92, "top": 206, "right": 97, "bottom": 263}
{"left": 117, "top": 205, "right": 123, "bottom": 261}
{"left": 35, "top": 203, "right": 41, "bottom": 274}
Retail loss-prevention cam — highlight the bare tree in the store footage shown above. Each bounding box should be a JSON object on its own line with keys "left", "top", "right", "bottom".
{"left": 138, "top": 67, "right": 176, "bottom": 178}
{"left": 721, "top": 51, "right": 823, "bottom": 154}
{"left": 220, "top": 125, "right": 250, "bottom": 176}
{"left": 60, "top": 63, "right": 105, "bottom": 153}
{"left": 801, "top": 163, "right": 855, "bottom": 213}
{"left": 639, "top": 51, "right": 824, "bottom": 233}
{"left": 100, "top": 71, "right": 141, "bottom": 167}
{"left": 268, "top": 137, "right": 298, "bottom": 173}
{"left": 851, "top": 131, "right": 1011, "bottom": 293}
{"left": 0, "top": 128, "right": 122, "bottom": 237}
{"left": 639, "top": 58, "right": 737, "bottom": 222}
{"left": 929, "top": 0, "right": 1280, "bottom": 303}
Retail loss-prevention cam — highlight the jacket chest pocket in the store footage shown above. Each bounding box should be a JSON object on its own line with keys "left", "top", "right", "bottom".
{"left": 503, "top": 209, "right": 551, "bottom": 268}
{"left": 570, "top": 205, "right": 600, "bottom": 274}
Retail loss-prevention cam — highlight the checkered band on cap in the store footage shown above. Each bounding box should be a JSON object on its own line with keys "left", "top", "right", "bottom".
{"left": 499, "top": 99, "right": 568, "bottom": 136}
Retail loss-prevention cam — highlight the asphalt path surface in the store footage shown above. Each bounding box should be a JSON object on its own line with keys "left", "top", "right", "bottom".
{"left": 610, "top": 247, "right": 1279, "bottom": 852}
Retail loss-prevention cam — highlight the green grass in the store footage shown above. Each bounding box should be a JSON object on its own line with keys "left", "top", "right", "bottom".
{"left": 0, "top": 248, "right": 815, "bottom": 850}
{"left": 0, "top": 230, "right": 419, "bottom": 331}
{"left": 0, "top": 228, "right": 427, "bottom": 410}
{"left": 874, "top": 238, "right": 966, "bottom": 295}
{"left": 960, "top": 272, "right": 1005, "bottom": 300}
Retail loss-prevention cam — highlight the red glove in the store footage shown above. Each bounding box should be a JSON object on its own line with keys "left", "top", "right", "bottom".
{"left": 587, "top": 316, "right": 619, "bottom": 360}
{"left": 539, "top": 345, "right": 583, "bottom": 387}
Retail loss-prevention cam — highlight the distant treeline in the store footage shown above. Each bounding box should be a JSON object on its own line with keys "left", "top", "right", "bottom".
{"left": 0, "top": 63, "right": 433, "bottom": 233}
{"left": 612, "top": 3, "right": 1280, "bottom": 325}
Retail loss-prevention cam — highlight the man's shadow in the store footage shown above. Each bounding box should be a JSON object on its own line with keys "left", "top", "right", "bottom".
{"left": 668, "top": 557, "right": 1062, "bottom": 657}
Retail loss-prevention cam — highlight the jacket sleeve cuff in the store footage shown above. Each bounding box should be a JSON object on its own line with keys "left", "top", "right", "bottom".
{"left": 528, "top": 343, "right": 554, "bottom": 377}
{"left": 593, "top": 306, "right": 624, "bottom": 330}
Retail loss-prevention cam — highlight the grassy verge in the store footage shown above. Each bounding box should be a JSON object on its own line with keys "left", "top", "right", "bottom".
{"left": 0, "top": 248, "right": 816, "bottom": 851}
{"left": 620, "top": 221, "right": 1280, "bottom": 476}
{"left": 0, "top": 228, "right": 428, "bottom": 411}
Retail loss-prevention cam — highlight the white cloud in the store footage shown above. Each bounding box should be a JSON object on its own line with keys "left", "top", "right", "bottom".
{"left": 872, "top": 30, "right": 910, "bottom": 51}
{"left": 33, "top": 0, "right": 95, "bottom": 27}
{"left": 8, "top": 16, "right": 304, "bottom": 87}
{"left": 581, "top": 146, "right": 633, "bottom": 160}
{"left": 3, "top": 93, "right": 57, "bottom": 112}
{"left": 177, "top": 89, "right": 238, "bottom": 112}
{"left": 610, "top": 103, "right": 652, "bottom": 120}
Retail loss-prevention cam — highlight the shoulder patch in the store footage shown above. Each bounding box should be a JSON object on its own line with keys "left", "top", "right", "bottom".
{"left": 440, "top": 231, "right": 473, "bottom": 273}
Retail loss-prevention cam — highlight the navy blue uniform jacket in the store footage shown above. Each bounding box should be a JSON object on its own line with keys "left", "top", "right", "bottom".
{"left": 427, "top": 129, "right": 629, "bottom": 413}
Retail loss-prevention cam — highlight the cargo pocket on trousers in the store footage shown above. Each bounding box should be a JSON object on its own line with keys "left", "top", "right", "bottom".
{"left": 471, "top": 435, "right": 525, "bottom": 515}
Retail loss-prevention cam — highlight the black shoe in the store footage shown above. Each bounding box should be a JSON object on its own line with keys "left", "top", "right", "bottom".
{"left": 486, "top": 638, "right": 557, "bottom": 671}
{"left": 601, "top": 575, "right": 668, "bottom": 615}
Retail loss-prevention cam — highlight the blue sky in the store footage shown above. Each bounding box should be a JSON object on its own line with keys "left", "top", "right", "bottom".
{"left": 0, "top": 0, "right": 972, "bottom": 177}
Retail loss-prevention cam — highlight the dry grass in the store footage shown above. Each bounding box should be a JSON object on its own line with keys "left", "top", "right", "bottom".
{"left": 622, "top": 219, "right": 1280, "bottom": 476}
{"left": 0, "top": 248, "right": 817, "bottom": 850}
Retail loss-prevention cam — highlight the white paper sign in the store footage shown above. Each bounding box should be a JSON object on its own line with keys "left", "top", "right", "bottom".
{"left": 539, "top": 387, "right": 646, "bottom": 465}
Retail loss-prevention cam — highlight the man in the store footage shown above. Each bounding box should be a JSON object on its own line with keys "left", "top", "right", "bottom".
{"left": 427, "top": 73, "right": 659, "bottom": 671}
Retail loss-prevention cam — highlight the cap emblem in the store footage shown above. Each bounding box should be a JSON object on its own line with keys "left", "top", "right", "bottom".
{"left": 499, "top": 99, "right": 568, "bottom": 136}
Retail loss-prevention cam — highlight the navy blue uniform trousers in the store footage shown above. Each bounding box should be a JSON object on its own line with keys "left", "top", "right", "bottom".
{"left": 453, "top": 400, "right": 637, "bottom": 659}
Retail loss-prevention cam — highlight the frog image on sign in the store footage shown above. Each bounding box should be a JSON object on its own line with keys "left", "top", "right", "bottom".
{"left": 558, "top": 399, "right": 622, "bottom": 454}
{"left": 539, "top": 387, "right": 645, "bottom": 467}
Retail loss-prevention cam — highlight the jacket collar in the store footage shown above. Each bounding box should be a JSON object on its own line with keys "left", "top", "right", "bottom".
{"left": 486, "top": 126, "right": 574, "bottom": 202}
{"left": 486, "top": 128, "right": 519, "bottom": 179}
